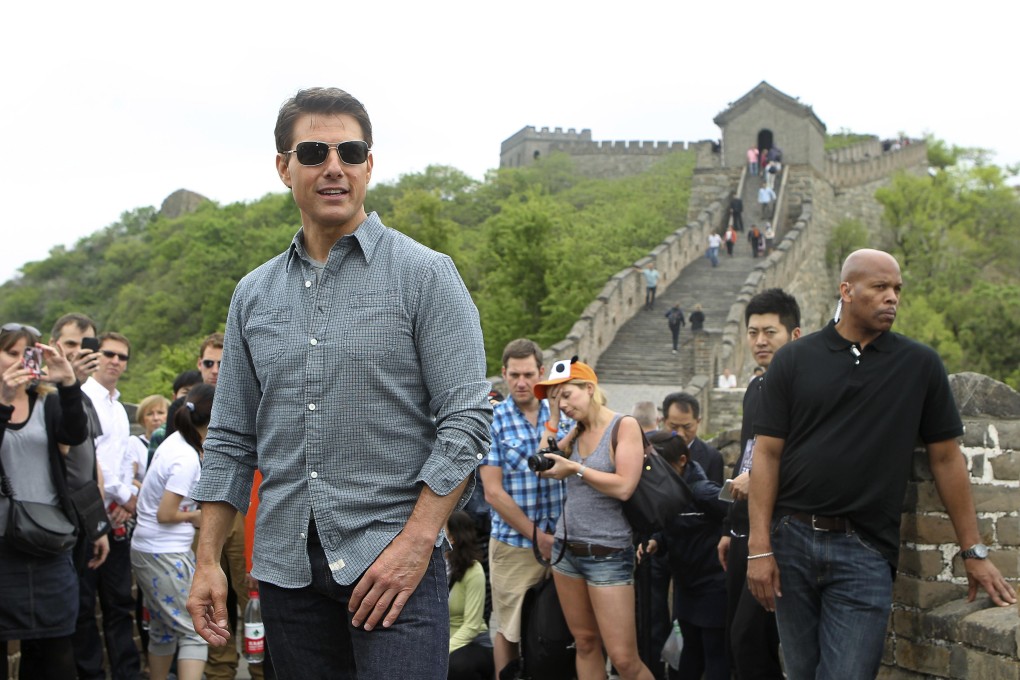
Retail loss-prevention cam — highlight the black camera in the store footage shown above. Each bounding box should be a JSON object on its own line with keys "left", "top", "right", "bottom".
{"left": 527, "top": 436, "right": 559, "bottom": 472}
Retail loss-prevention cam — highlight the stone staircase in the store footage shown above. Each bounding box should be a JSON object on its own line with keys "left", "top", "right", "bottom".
{"left": 595, "top": 177, "right": 764, "bottom": 391}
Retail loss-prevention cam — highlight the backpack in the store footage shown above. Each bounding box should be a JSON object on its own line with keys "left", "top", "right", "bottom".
{"left": 516, "top": 576, "right": 575, "bottom": 680}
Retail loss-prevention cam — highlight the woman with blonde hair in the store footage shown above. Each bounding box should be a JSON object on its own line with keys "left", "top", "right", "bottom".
{"left": 128, "top": 394, "right": 170, "bottom": 484}
{"left": 533, "top": 358, "right": 654, "bottom": 680}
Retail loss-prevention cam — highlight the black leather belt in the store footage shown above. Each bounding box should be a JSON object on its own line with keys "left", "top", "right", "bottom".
{"left": 565, "top": 542, "right": 624, "bottom": 557}
{"left": 786, "top": 511, "right": 851, "bottom": 533}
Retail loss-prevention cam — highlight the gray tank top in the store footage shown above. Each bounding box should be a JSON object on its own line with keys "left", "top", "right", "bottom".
{"left": 555, "top": 414, "right": 632, "bottom": 548}
{"left": 0, "top": 396, "right": 60, "bottom": 535}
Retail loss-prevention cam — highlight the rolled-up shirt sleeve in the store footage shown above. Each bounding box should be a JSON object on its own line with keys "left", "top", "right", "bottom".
{"left": 414, "top": 255, "right": 493, "bottom": 502}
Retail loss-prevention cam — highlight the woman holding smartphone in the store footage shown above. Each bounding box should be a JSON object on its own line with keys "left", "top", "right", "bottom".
{"left": 533, "top": 358, "right": 653, "bottom": 680}
{"left": 0, "top": 323, "right": 87, "bottom": 680}
{"left": 130, "top": 383, "right": 213, "bottom": 680}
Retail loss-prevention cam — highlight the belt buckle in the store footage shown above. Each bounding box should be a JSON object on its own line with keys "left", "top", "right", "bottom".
{"left": 810, "top": 515, "right": 830, "bottom": 532}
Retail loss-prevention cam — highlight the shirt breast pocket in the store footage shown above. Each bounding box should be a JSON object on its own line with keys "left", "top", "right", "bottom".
{"left": 245, "top": 308, "right": 291, "bottom": 370}
{"left": 339, "top": 291, "right": 403, "bottom": 361}
{"left": 503, "top": 437, "right": 533, "bottom": 474}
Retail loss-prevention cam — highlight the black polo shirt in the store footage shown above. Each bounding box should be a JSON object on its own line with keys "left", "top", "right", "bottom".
{"left": 754, "top": 321, "right": 963, "bottom": 567}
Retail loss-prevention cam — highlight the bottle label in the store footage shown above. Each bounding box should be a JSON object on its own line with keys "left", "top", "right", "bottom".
{"left": 244, "top": 623, "right": 265, "bottom": 655}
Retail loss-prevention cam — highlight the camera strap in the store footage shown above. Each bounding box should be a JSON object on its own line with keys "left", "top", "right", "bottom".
{"left": 531, "top": 464, "right": 567, "bottom": 567}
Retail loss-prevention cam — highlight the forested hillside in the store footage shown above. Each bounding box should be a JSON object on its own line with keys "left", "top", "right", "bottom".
{"left": 3, "top": 140, "right": 1018, "bottom": 402}
{"left": 0, "top": 152, "right": 696, "bottom": 401}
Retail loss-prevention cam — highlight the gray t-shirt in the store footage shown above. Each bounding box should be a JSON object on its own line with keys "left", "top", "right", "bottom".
{"left": 0, "top": 396, "right": 59, "bottom": 535}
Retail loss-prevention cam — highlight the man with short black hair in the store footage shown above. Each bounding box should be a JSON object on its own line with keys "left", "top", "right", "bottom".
{"left": 188, "top": 87, "right": 491, "bottom": 679}
{"left": 716, "top": 288, "right": 800, "bottom": 679}
{"left": 481, "top": 338, "right": 570, "bottom": 677}
{"left": 661, "top": 392, "right": 723, "bottom": 485}
{"left": 746, "top": 250, "right": 1015, "bottom": 679}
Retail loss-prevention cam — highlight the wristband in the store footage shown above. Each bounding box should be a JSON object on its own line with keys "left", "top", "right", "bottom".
{"left": 747, "top": 551, "right": 774, "bottom": 560}
{"left": 545, "top": 421, "right": 558, "bottom": 434}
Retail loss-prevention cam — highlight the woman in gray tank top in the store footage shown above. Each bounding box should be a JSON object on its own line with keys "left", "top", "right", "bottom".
{"left": 0, "top": 323, "right": 87, "bottom": 680}
{"left": 532, "top": 358, "right": 654, "bottom": 680}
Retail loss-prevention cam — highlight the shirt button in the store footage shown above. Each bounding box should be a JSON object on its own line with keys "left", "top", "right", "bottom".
{"left": 308, "top": 403, "right": 316, "bottom": 411}
{"left": 310, "top": 471, "right": 318, "bottom": 479}
{"left": 310, "top": 338, "right": 318, "bottom": 346}
{"left": 476, "top": 453, "right": 483, "bottom": 460}
{"left": 300, "top": 532, "right": 306, "bottom": 539}
{"left": 305, "top": 280, "right": 312, "bottom": 288}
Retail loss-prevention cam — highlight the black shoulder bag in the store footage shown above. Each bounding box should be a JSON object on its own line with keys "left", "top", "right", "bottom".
{"left": 612, "top": 417, "right": 693, "bottom": 540}
{"left": 1, "top": 454, "right": 78, "bottom": 558}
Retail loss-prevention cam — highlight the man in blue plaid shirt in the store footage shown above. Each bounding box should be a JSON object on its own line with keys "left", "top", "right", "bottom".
{"left": 481, "top": 339, "right": 571, "bottom": 677}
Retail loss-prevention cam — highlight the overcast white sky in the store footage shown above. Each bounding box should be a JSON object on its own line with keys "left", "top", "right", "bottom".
{"left": 3, "top": 1, "right": 1017, "bottom": 284}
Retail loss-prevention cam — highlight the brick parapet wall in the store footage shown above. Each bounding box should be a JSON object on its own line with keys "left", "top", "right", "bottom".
{"left": 826, "top": 140, "right": 928, "bottom": 188}
{"left": 880, "top": 413, "right": 1020, "bottom": 679}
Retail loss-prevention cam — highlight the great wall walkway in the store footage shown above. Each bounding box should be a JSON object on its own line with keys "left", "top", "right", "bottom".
{"left": 595, "top": 211, "right": 760, "bottom": 413}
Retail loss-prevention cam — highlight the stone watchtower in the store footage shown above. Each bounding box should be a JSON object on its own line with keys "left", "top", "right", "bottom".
{"left": 713, "top": 81, "right": 827, "bottom": 173}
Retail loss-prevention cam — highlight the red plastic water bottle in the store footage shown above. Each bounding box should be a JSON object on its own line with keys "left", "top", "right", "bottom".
{"left": 108, "top": 502, "right": 127, "bottom": 541}
{"left": 243, "top": 590, "right": 265, "bottom": 664}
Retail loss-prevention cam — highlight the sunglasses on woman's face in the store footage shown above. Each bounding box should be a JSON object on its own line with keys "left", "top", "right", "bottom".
{"left": 282, "top": 140, "right": 370, "bottom": 166}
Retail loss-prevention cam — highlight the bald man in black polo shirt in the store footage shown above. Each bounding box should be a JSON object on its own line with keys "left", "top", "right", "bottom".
{"left": 745, "top": 249, "right": 1015, "bottom": 680}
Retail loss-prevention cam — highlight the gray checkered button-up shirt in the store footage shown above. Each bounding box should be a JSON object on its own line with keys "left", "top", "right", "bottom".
{"left": 193, "top": 213, "right": 492, "bottom": 587}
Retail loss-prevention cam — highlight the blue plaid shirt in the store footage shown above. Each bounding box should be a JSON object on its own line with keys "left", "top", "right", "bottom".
{"left": 483, "top": 398, "right": 570, "bottom": 548}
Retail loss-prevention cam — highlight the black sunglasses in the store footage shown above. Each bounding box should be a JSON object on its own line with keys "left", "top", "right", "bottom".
{"left": 2, "top": 322, "right": 41, "bottom": 337}
{"left": 100, "top": 349, "right": 130, "bottom": 362}
{"left": 282, "top": 140, "right": 370, "bottom": 166}
{"left": 201, "top": 359, "right": 221, "bottom": 369}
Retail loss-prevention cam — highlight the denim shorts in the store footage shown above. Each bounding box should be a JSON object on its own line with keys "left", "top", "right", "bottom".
{"left": 551, "top": 541, "right": 635, "bottom": 587}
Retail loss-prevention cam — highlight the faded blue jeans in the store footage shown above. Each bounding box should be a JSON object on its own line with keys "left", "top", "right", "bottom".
{"left": 771, "top": 514, "right": 892, "bottom": 680}
{"left": 259, "top": 526, "right": 449, "bottom": 680}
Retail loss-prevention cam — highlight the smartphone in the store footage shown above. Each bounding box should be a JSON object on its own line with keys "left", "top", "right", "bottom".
{"left": 718, "top": 478, "right": 735, "bottom": 502}
{"left": 81, "top": 337, "right": 101, "bottom": 353}
{"left": 22, "top": 346, "right": 43, "bottom": 379}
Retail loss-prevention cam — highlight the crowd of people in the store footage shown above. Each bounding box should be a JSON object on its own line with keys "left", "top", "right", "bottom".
{"left": 1, "top": 85, "right": 1015, "bottom": 680}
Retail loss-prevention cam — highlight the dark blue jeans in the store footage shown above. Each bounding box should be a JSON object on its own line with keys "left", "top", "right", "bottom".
{"left": 771, "top": 515, "right": 892, "bottom": 680}
{"left": 260, "top": 535, "right": 449, "bottom": 680}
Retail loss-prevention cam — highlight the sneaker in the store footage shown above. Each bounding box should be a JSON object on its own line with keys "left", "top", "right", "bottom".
{"left": 672, "top": 349, "right": 677, "bottom": 355}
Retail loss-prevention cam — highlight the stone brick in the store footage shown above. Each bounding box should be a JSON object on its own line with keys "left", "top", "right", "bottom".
{"left": 894, "top": 575, "right": 966, "bottom": 609}
{"left": 900, "top": 513, "right": 964, "bottom": 545}
{"left": 972, "top": 486, "right": 1020, "bottom": 513}
{"left": 894, "top": 637, "right": 951, "bottom": 675}
{"left": 990, "top": 452, "right": 1020, "bottom": 481}
{"left": 898, "top": 545, "right": 945, "bottom": 578}
{"left": 949, "top": 645, "right": 1020, "bottom": 680}
{"left": 925, "top": 598, "right": 989, "bottom": 641}
{"left": 996, "top": 516, "right": 1020, "bottom": 546}
{"left": 957, "top": 605, "right": 1020, "bottom": 656}
{"left": 892, "top": 608, "right": 924, "bottom": 638}
{"left": 877, "top": 663, "right": 927, "bottom": 679}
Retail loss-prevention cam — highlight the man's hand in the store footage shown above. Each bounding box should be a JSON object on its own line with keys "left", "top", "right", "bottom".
{"left": 187, "top": 561, "right": 232, "bottom": 646}
{"left": 746, "top": 553, "right": 781, "bottom": 612}
{"left": 71, "top": 349, "right": 99, "bottom": 384}
{"left": 965, "top": 558, "right": 1017, "bottom": 607}
{"left": 122, "top": 494, "right": 139, "bottom": 516}
{"left": 730, "top": 472, "right": 750, "bottom": 501}
{"left": 349, "top": 532, "right": 434, "bottom": 631}
{"left": 88, "top": 535, "right": 110, "bottom": 569}
{"left": 717, "top": 535, "right": 731, "bottom": 570}
{"left": 536, "top": 530, "right": 554, "bottom": 562}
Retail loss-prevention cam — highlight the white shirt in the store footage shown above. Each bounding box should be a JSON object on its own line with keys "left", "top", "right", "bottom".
{"left": 127, "top": 435, "right": 149, "bottom": 482}
{"left": 131, "top": 432, "right": 201, "bottom": 554}
{"left": 708, "top": 233, "right": 722, "bottom": 248}
{"left": 718, "top": 373, "right": 738, "bottom": 388}
{"left": 82, "top": 377, "right": 135, "bottom": 506}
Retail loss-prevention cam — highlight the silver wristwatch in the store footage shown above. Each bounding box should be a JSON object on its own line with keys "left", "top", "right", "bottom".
{"left": 960, "top": 543, "right": 989, "bottom": 560}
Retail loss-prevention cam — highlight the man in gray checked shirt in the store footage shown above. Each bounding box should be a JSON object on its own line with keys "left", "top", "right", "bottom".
{"left": 187, "top": 88, "right": 493, "bottom": 680}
